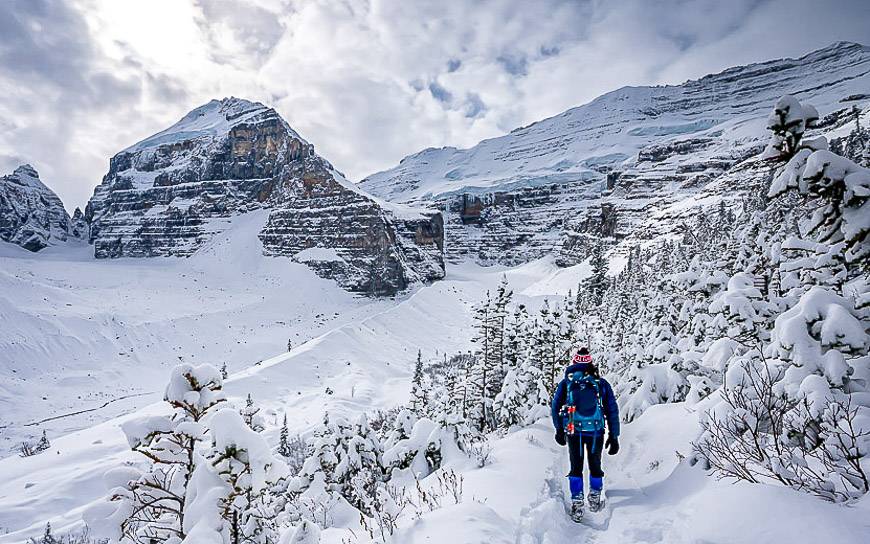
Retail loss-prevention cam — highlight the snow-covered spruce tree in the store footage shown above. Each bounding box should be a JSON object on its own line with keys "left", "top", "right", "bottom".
{"left": 493, "top": 304, "right": 550, "bottom": 430}
{"left": 288, "top": 413, "right": 385, "bottom": 518}
{"left": 531, "top": 300, "right": 574, "bottom": 394}
{"left": 582, "top": 241, "right": 609, "bottom": 310}
{"left": 85, "top": 364, "right": 226, "bottom": 543}
{"left": 488, "top": 277, "right": 514, "bottom": 390}
{"left": 694, "top": 95, "right": 870, "bottom": 502}
{"left": 468, "top": 291, "right": 494, "bottom": 431}
{"left": 29, "top": 522, "right": 58, "bottom": 544}
{"left": 502, "top": 303, "right": 529, "bottom": 373}
{"left": 492, "top": 366, "right": 532, "bottom": 430}
{"left": 409, "top": 350, "right": 427, "bottom": 416}
{"left": 769, "top": 147, "right": 869, "bottom": 269}
{"left": 242, "top": 393, "right": 265, "bottom": 433}
{"left": 278, "top": 414, "right": 291, "bottom": 459}
{"left": 760, "top": 94, "right": 819, "bottom": 162}
{"left": 382, "top": 411, "right": 438, "bottom": 479}
{"left": 383, "top": 409, "right": 417, "bottom": 451}
{"left": 338, "top": 415, "right": 385, "bottom": 515}
{"left": 204, "top": 408, "right": 289, "bottom": 544}
{"left": 284, "top": 414, "right": 342, "bottom": 525}
{"left": 36, "top": 430, "right": 50, "bottom": 453}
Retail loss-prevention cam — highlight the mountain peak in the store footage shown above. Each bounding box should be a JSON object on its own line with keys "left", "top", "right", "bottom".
{"left": 12, "top": 164, "right": 39, "bottom": 179}
{"left": 122, "top": 96, "right": 300, "bottom": 154}
{"left": 819, "top": 40, "right": 866, "bottom": 52}
{"left": 1, "top": 163, "right": 76, "bottom": 251}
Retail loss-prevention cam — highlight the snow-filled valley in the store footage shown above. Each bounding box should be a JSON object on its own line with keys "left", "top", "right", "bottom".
{"left": 0, "top": 211, "right": 399, "bottom": 455}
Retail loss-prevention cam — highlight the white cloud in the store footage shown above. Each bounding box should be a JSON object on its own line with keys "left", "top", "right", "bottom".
{"left": 0, "top": 0, "right": 867, "bottom": 211}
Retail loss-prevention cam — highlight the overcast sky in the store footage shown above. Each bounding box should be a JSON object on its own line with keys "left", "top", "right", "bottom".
{"left": 1, "top": 0, "right": 868, "bottom": 211}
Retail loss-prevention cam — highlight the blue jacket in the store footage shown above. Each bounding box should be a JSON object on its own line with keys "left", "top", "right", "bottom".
{"left": 550, "top": 363, "right": 620, "bottom": 437}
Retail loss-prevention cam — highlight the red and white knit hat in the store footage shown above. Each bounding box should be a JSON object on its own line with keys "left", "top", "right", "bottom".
{"left": 572, "top": 351, "right": 592, "bottom": 364}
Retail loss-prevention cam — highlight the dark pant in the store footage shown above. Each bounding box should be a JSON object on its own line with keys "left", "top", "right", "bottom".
{"left": 567, "top": 433, "right": 604, "bottom": 478}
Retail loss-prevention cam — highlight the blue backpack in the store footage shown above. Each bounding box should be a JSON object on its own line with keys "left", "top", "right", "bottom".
{"left": 562, "top": 372, "right": 606, "bottom": 436}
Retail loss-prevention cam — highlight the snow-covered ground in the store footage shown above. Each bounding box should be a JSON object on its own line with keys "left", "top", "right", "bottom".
{"left": 2, "top": 211, "right": 868, "bottom": 543}
{"left": 0, "top": 211, "right": 396, "bottom": 455}
{"left": 0, "top": 216, "right": 577, "bottom": 540}
{"left": 400, "top": 402, "right": 870, "bottom": 544}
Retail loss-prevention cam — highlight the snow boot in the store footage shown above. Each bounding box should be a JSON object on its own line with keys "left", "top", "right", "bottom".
{"left": 588, "top": 477, "right": 604, "bottom": 512}
{"left": 570, "top": 495, "right": 585, "bottom": 522}
{"left": 588, "top": 489, "right": 604, "bottom": 512}
{"left": 568, "top": 477, "right": 584, "bottom": 522}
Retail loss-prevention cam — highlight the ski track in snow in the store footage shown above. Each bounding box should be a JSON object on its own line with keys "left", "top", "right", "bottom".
{"left": 0, "top": 392, "right": 157, "bottom": 430}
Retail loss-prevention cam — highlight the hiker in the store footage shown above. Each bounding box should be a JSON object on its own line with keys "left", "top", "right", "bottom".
{"left": 551, "top": 347, "right": 620, "bottom": 522}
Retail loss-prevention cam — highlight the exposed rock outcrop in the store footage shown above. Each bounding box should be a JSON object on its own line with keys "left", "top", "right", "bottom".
{"left": 0, "top": 165, "right": 78, "bottom": 251}
{"left": 86, "top": 97, "right": 444, "bottom": 294}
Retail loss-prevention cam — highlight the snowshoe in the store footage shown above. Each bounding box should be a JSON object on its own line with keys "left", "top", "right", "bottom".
{"left": 570, "top": 496, "right": 585, "bottom": 522}
{"left": 588, "top": 489, "right": 604, "bottom": 513}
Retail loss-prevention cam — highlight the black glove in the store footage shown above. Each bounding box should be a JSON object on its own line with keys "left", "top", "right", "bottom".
{"left": 606, "top": 435, "right": 619, "bottom": 455}
{"left": 555, "top": 429, "right": 566, "bottom": 446}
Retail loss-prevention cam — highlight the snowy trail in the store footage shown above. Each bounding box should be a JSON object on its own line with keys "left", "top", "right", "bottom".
{"left": 475, "top": 404, "right": 870, "bottom": 544}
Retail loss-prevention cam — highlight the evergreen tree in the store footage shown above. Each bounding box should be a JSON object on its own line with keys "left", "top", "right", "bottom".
{"left": 278, "top": 414, "right": 292, "bottom": 458}
{"left": 242, "top": 393, "right": 265, "bottom": 432}
{"left": 760, "top": 94, "right": 819, "bottom": 161}
{"left": 35, "top": 430, "right": 50, "bottom": 453}
{"left": 469, "top": 292, "right": 495, "bottom": 431}
{"left": 409, "top": 350, "right": 428, "bottom": 415}
{"left": 583, "top": 242, "right": 609, "bottom": 308}
{"left": 86, "top": 364, "right": 226, "bottom": 543}
{"left": 488, "top": 277, "right": 514, "bottom": 394}
{"left": 208, "top": 408, "right": 289, "bottom": 544}
{"left": 503, "top": 303, "right": 529, "bottom": 372}
{"left": 34, "top": 522, "right": 57, "bottom": 544}
{"left": 289, "top": 414, "right": 385, "bottom": 516}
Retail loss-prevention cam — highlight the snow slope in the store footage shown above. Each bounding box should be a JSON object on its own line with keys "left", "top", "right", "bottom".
{"left": 2, "top": 252, "right": 868, "bottom": 542}
{"left": 362, "top": 42, "right": 870, "bottom": 202}
{"left": 0, "top": 210, "right": 396, "bottom": 456}
{"left": 0, "top": 262, "right": 500, "bottom": 543}
{"left": 122, "top": 97, "right": 303, "bottom": 155}
{"left": 0, "top": 252, "right": 578, "bottom": 540}
{"left": 440, "top": 403, "right": 870, "bottom": 544}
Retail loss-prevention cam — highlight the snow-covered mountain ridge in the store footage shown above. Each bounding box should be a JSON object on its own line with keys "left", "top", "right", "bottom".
{"left": 360, "top": 41, "right": 870, "bottom": 265}
{"left": 0, "top": 165, "right": 85, "bottom": 251}
{"left": 86, "top": 97, "right": 444, "bottom": 295}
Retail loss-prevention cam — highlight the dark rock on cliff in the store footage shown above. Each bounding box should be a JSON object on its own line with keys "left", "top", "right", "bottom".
{"left": 0, "top": 165, "right": 79, "bottom": 251}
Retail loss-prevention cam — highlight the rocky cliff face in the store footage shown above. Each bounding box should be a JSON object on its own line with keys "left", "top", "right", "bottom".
{"left": 361, "top": 42, "right": 870, "bottom": 266}
{"left": 86, "top": 97, "right": 444, "bottom": 295}
{"left": 0, "top": 165, "right": 79, "bottom": 251}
